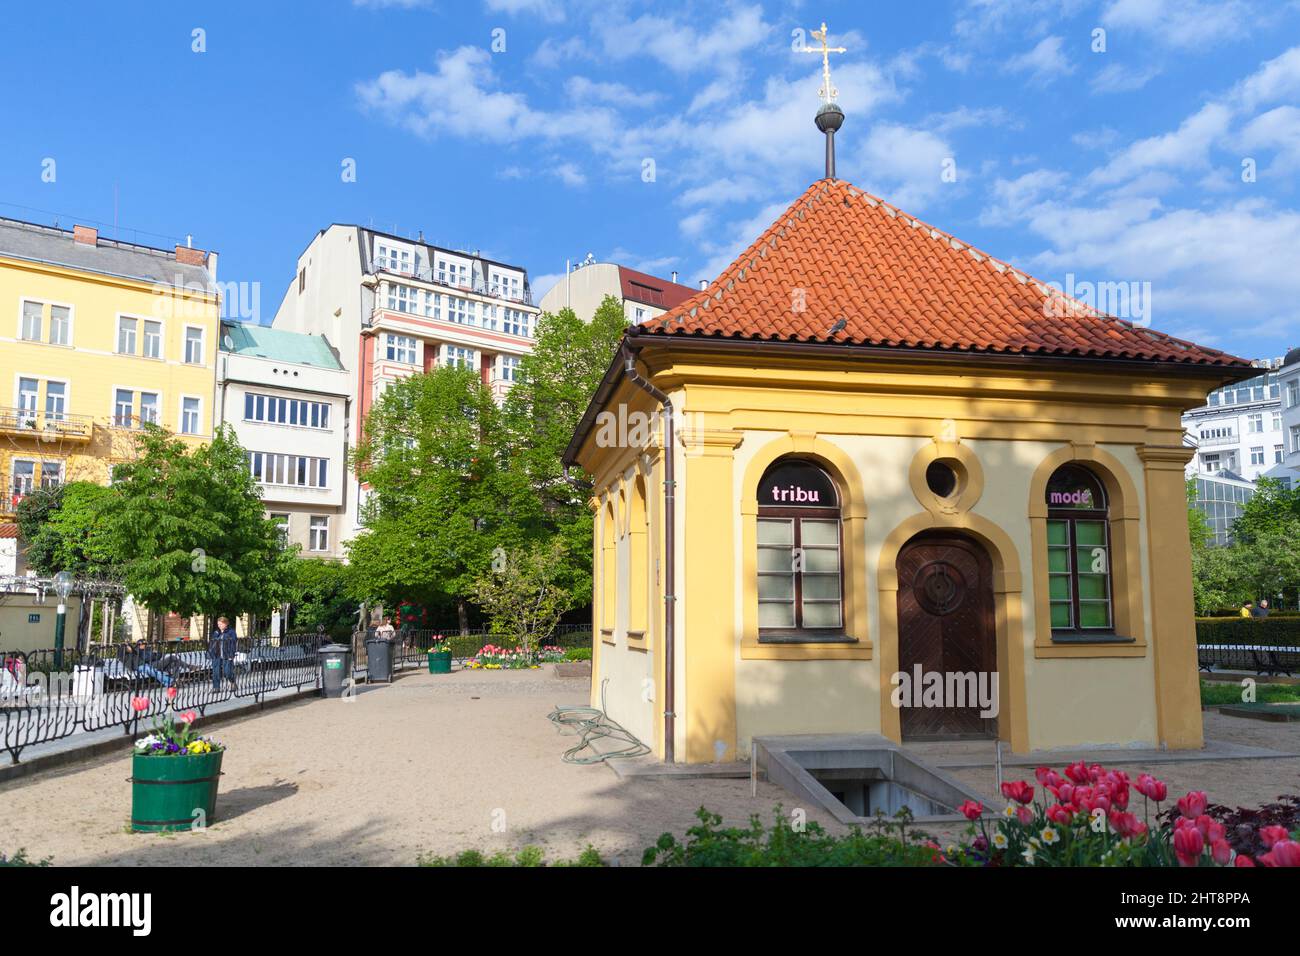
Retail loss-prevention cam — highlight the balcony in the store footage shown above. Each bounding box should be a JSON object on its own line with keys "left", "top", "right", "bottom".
{"left": 373, "top": 265, "right": 534, "bottom": 307}
{"left": 0, "top": 407, "right": 94, "bottom": 442}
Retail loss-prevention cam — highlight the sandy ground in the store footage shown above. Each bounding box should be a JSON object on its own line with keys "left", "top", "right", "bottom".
{"left": 1, "top": 671, "right": 1297, "bottom": 866}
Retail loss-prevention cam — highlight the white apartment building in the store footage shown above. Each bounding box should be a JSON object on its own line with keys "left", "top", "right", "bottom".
{"left": 1268, "top": 345, "right": 1300, "bottom": 490}
{"left": 269, "top": 225, "right": 540, "bottom": 542}
{"left": 217, "top": 321, "right": 350, "bottom": 560}
{"left": 1182, "top": 361, "right": 1286, "bottom": 481}
{"left": 539, "top": 260, "right": 698, "bottom": 324}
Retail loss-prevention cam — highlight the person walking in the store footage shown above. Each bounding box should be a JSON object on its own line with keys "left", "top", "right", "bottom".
{"left": 1251, "top": 598, "right": 1271, "bottom": 620}
{"left": 1240, "top": 602, "right": 1254, "bottom": 619}
{"left": 209, "top": 615, "right": 238, "bottom": 691}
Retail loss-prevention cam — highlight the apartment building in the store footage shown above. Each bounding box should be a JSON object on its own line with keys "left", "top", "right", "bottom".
{"left": 1268, "top": 346, "right": 1300, "bottom": 490}
{"left": 217, "top": 321, "right": 350, "bottom": 560}
{"left": 0, "top": 218, "right": 220, "bottom": 538}
{"left": 1182, "top": 361, "right": 1285, "bottom": 480}
{"left": 269, "top": 225, "right": 540, "bottom": 541}
{"left": 538, "top": 259, "right": 698, "bottom": 324}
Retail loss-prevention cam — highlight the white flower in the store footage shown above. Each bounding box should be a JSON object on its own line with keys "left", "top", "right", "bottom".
{"left": 992, "top": 832, "right": 1008, "bottom": 849}
{"left": 1040, "top": 826, "right": 1060, "bottom": 845}
{"left": 134, "top": 734, "right": 160, "bottom": 750}
{"left": 1022, "top": 847, "right": 1036, "bottom": 864}
{"left": 1003, "top": 804, "right": 1018, "bottom": 818}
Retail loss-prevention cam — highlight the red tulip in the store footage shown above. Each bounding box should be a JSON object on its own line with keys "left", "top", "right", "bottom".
{"left": 1177, "top": 791, "right": 1208, "bottom": 819}
{"left": 1016, "top": 806, "right": 1034, "bottom": 826}
{"left": 1234, "top": 854, "right": 1256, "bottom": 867}
{"left": 1173, "top": 826, "right": 1204, "bottom": 867}
{"left": 1211, "top": 838, "right": 1233, "bottom": 865}
{"left": 1001, "top": 781, "right": 1035, "bottom": 805}
{"left": 166, "top": 687, "right": 178, "bottom": 701}
{"left": 1109, "top": 810, "right": 1144, "bottom": 839}
{"left": 959, "top": 800, "right": 983, "bottom": 821}
{"left": 180, "top": 710, "right": 197, "bottom": 724}
{"left": 130, "top": 696, "right": 149, "bottom": 713}
{"left": 1064, "top": 760, "right": 1090, "bottom": 784}
{"left": 1046, "top": 803, "right": 1074, "bottom": 825}
{"left": 1135, "top": 773, "right": 1167, "bottom": 802}
{"left": 1034, "top": 767, "right": 1062, "bottom": 789}
{"left": 1260, "top": 841, "right": 1300, "bottom": 867}
{"left": 1259, "top": 825, "right": 1290, "bottom": 849}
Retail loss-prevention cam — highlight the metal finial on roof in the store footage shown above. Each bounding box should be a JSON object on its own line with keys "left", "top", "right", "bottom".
{"left": 800, "top": 21, "right": 847, "bottom": 179}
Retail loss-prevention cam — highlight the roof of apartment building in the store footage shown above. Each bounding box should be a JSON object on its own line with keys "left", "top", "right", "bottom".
{"left": 628, "top": 179, "right": 1252, "bottom": 369}
{"left": 0, "top": 218, "right": 216, "bottom": 293}
{"left": 618, "top": 266, "right": 697, "bottom": 312}
{"left": 221, "top": 321, "right": 343, "bottom": 370}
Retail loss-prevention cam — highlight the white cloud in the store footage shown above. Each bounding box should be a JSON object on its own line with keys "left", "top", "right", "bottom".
{"left": 1101, "top": 0, "right": 1257, "bottom": 51}
{"left": 1090, "top": 61, "right": 1161, "bottom": 93}
{"left": 1239, "top": 105, "right": 1300, "bottom": 174}
{"left": 484, "top": 0, "right": 564, "bottom": 20}
{"left": 855, "top": 123, "right": 958, "bottom": 210}
{"left": 565, "top": 76, "right": 660, "bottom": 108}
{"left": 1088, "top": 101, "right": 1232, "bottom": 186}
{"left": 594, "top": 5, "right": 771, "bottom": 74}
{"left": 552, "top": 162, "right": 587, "bottom": 187}
{"left": 1232, "top": 45, "right": 1300, "bottom": 111}
{"left": 979, "top": 169, "right": 1069, "bottom": 226}
{"left": 1004, "top": 36, "right": 1076, "bottom": 83}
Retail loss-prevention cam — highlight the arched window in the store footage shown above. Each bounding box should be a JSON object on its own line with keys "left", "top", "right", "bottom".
{"left": 757, "top": 459, "right": 843, "bottom": 635}
{"left": 1045, "top": 465, "right": 1113, "bottom": 632}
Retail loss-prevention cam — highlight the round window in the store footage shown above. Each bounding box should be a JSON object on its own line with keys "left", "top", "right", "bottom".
{"left": 925, "top": 461, "right": 959, "bottom": 498}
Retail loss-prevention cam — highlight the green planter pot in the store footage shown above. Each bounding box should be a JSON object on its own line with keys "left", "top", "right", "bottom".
{"left": 130, "top": 750, "right": 224, "bottom": 833}
{"left": 427, "top": 650, "right": 452, "bottom": 674}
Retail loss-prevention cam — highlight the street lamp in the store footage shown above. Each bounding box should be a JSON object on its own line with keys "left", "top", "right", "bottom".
{"left": 52, "top": 571, "right": 74, "bottom": 669}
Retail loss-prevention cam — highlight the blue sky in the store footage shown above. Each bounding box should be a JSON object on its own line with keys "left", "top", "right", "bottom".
{"left": 2, "top": 1, "right": 1298, "bottom": 358}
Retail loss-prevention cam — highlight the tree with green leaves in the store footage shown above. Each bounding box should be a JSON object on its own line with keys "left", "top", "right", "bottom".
{"left": 468, "top": 539, "right": 575, "bottom": 651}
{"left": 15, "top": 481, "right": 118, "bottom": 578}
{"left": 287, "top": 558, "right": 360, "bottom": 637}
{"left": 104, "top": 425, "right": 295, "bottom": 635}
{"left": 1231, "top": 477, "right": 1300, "bottom": 544}
{"left": 348, "top": 365, "right": 539, "bottom": 632}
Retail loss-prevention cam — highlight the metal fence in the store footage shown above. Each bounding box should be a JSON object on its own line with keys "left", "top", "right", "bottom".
{"left": 1198, "top": 640, "right": 1300, "bottom": 677}
{"left": 0, "top": 625, "right": 593, "bottom": 764}
{"left": 0, "top": 633, "right": 327, "bottom": 765}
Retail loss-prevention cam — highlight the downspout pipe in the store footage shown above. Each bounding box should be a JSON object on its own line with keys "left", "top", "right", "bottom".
{"left": 622, "top": 349, "right": 676, "bottom": 763}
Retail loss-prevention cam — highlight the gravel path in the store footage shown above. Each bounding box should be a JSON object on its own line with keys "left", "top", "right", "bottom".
{"left": 1, "top": 672, "right": 1295, "bottom": 866}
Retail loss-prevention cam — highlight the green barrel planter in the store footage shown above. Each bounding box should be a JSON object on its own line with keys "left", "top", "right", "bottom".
{"left": 427, "top": 650, "right": 452, "bottom": 674}
{"left": 130, "top": 750, "right": 224, "bottom": 833}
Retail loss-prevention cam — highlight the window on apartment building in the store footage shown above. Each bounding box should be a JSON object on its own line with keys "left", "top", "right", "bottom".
{"left": 49, "top": 306, "right": 70, "bottom": 346}
{"left": 270, "top": 514, "right": 290, "bottom": 548}
{"left": 298, "top": 267, "right": 306, "bottom": 293}
{"left": 139, "top": 392, "right": 159, "bottom": 426}
{"left": 114, "top": 389, "right": 135, "bottom": 427}
{"left": 1277, "top": 445, "right": 1285, "bottom": 464}
{"left": 498, "top": 355, "right": 521, "bottom": 383}
{"left": 1251, "top": 446, "right": 1265, "bottom": 466}
{"left": 39, "top": 460, "right": 63, "bottom": 489}
{"left": 1287, "top": 379, "right": 1299, "bottom": 408}
{"left": 441, "top": 345, "right": 475, "bottom": 369}
{"left": 1201, "top": 453, "right": 1221, "bottom": 472}
{"left": 1274, "top": 412, "right": 1283, "bottom": 432}
{"left": 386, "top": 284, "right": 415, "bottom": 313}
{"left": 143, "top": 320, "right": 163, "bottom": 359}
{"left": 1293, "top": 425, "right": 1300, "bottom": 454}
{"left": 242, "top": 393, "right": 331, "bottom": 429}
{"left": 117, "top": 317, "right": 138, "bottom": 354}
{"left": 634, "top": 306, "right": 647, "bottom": 322}
{"left": 377, "top": 245, "right": 411, "bottom": 274}
{"left": 181, "top": 397, "right": 201, "bottom": 435}
{"left": 45, "top": 381, "right": 66, "bottom": 421}
{"left": 385, "top": 334, "right": 417, "bottom": 364}
{"left": 1248, "top": 413, "right": 1263, "bottom": 433}
{"left": 20, "top": 300, "right": 42, "bottom": 341}
{"left": 480, "top": 304, "right": 497, "bottom": 330}
{"left": 184, "top": 327, "right": 204, "bottom": 364}
{"left": 247, "top": 452, "right": 328, "bottom": 489}
{"left": 445, "top": 296, "right": 473, "bottom": 325}
{"left": 11, "top": 460, "right": 35, "bottom": 497}
{"left": 309, "top": 516, "right": 330, "bottom": 553}
{"left": 17, "top": 378, "right": 39, "bottom": 416}
{"left": 503, "top": 308, "right": 530, "bottom": 337}
{"left": 437, "top": 258, "right": 467, "bottom": 287}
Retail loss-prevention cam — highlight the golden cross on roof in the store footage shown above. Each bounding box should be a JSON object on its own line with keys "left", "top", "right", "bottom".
{"left": 800, "top": 21, "right": 847, "bottom": 103}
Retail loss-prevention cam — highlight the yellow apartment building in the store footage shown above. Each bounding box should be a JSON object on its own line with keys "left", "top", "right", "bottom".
{"left": 0, "top": 219, "right": 221, "bottom": 546}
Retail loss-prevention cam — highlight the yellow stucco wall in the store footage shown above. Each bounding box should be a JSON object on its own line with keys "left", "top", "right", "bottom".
{"left": 0, "top": 253, "right": 220, "bottom": 517}
{"left": 577, "top": 347, "right": 1225, "bottom": 762}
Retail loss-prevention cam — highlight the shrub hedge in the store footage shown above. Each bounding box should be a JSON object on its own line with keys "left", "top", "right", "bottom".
{"left": 1196, "top": 616, "right": 1300, "bottom": 647}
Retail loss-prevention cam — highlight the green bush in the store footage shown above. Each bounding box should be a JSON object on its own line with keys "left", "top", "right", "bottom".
{"left": 417, "top": 845, "right": 603, "bottom": 867}
{"left": 564, "top": 647, "right": 592, "bottom": 661}
{"left": 642, "top": 806, "right": 943, "bottom": 867}
{"left": 1200, "top": 680, "right": 1300, "bottom": 706}
{"left": 0, "top": 849, "right": 50, "bottom": 867}
{"left": 1196, "top": 616, "right": 1300, "bottom": 647}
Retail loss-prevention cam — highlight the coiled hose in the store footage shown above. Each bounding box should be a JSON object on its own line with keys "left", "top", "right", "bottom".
{"left": 547, "top": 680, "right": 651, "bottom": 764}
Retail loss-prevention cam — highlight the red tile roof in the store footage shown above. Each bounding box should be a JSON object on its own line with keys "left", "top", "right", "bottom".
{"left": 0, "top": 523, "right": 17, "bottom": 540}
{"left": 618, "top": 266, "right": 697, "bottom": 312}
{"left": 630, "top": 179, "right": 1250, "bottom": 368}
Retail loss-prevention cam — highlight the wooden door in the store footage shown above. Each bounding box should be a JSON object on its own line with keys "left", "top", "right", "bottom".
{"left": 896, "top": 533, "right": 997, "bottom": 739}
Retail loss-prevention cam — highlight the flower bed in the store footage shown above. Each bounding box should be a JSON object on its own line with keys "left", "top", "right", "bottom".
{"left": 951, "top": 763, "right": 1299, "bottom": 867}
{"left": 464, "top": 643, "right": 567, "bottom": 670}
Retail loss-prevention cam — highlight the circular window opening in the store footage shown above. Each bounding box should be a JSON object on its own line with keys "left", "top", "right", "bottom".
{"left": 925, "top": 460, "right": 959, "bottom": 499}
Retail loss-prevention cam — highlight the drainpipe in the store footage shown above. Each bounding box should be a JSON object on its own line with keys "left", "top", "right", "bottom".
{"left": 622, "top": 349, "right": 676, "bottom": 763}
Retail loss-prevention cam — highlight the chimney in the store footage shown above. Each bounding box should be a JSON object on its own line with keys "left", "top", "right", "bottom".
{"left": 175, "top": 244, "right": 207, "bottom": 267}
{"left": 671, "top": 271, "right": 678, "bottom": 284}
{"left": 698, "top": 280, "right": 707, "bottom": 290}
{"left": 73, "top": 225, "right": 98, "bottom": 246}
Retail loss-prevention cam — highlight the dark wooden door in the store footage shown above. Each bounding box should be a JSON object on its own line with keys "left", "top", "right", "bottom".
{"left": 896, "top": 533, "right": 997, "bottom": 739}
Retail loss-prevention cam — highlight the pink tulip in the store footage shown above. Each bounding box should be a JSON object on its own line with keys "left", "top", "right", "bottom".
{"left": 1000, "top": 781, "right": 1034, "bottom": 805}
{"left": 166, "top": 687, "right": 178, "bottom": 701}
{"left": 180, "top": 710, "right": 197, "bottom": 724}
{"left": 1259, "top": 825, "right": 1290, "bottom": 849}
{"left": 1109, "top": 810, "right": 1144, "bottom": 839}
{"left": 1016, "top": 806, "right": 1033, "bottom": 826}
{"left": 1177, "top": 791, "right": 1208, "bottom": 819}
{"left": 1064, "top": 760, "right": 1090, "bottom": 784}
{"left": 1135, "top": 773, "right": 1167, "bottom": 802}
{"left": 1046, "top": 803, "right": 1074, "bottom": 825}
{"left": 959, "top": 800, "right": 983, "bottom": 821}
{"left": 1210, "top": 839, "right": 1233, "bottom": 866}
{"left": 1235, "top": 854, "right": 1256, "bottom": 867}
{"left": 1260, "top": 841, "right": 1300, "bottom": 867}
{"left": 1034, "top": 767, "right": 1062, "bottom": 789}
{"left": 1173, "top": 826, "right": 1204, "bottom": 867}
{"left": 130, "top": 696, "right": 149, "bottom": 713}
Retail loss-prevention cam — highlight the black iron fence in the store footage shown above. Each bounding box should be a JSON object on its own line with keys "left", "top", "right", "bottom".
{"left": 1198, "top": 641, "right": 1300, "bottom": 677}
{"left": 0, "top": 633, "right": 327, "bottom": 765}
{"left": 0, "top": 626, "right": 594, "bottom": 764}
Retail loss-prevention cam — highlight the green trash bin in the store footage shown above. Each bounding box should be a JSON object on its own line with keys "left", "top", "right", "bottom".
{"left": 318, "top": 643, "right": 352, "bottom": 698}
